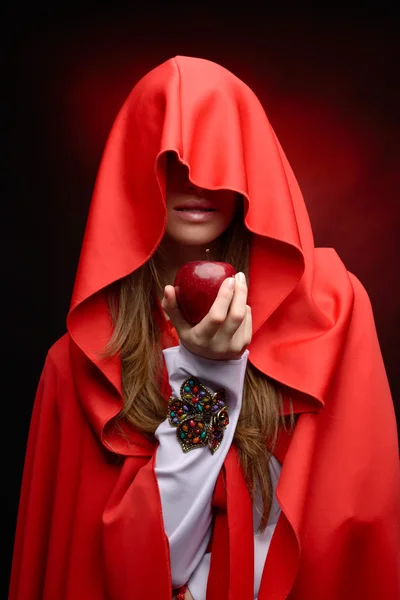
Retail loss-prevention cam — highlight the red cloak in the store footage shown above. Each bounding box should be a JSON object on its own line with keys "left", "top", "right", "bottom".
{"left": 10, "top": 56, "right": 400, "bottom": 599}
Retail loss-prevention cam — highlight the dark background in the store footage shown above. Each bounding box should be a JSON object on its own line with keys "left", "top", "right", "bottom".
{"left": 4, "top": 7, "right": 399, "bottom": 595}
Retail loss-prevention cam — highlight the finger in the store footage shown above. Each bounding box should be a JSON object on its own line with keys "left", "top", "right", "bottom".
{"left": 244, "top": 304, "right": 252, "bottom": 346}
{"left": 227, "top": 304, "right": 252, "bottom": 354}
{"left": 161, "top": 285, "right": 191, "bottom": 333}
{"left": 196, "top": 276, "right": 236, "bottom": 339}
{"left": 219, "top": 272, "right": 248, "bottom": 338}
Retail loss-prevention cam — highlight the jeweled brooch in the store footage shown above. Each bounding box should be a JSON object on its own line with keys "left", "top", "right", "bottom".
{"left": 167, "top": 376, "right": 229, "bottom": 454}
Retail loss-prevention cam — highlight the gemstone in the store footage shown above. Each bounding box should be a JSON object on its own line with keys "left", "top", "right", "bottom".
{"left": 182, "top": 424, "right": 188, "bottom": 432}
{"left": 189, "top": 420, "right": 195, "bottom": 428}
{"left": 180, "top": 432, "right": 186, "bottom": 439}
{"left": 200, "top": 431, "right": 207, "bottom": 440}
{"left": 184, "top": 385, "right": 191, "bottom": 392}
{"left": 173, "top": 418, "right": 179, "bottom": 423}
{"left": 183, "top": 405, "right": 189, "bottom": 411}
{"left": 197, "top": 405, "right": 203, "bottom": 412}
{"left": 199, "top": 390, "right": 206, "bottom": 397}
{"left": 193, "top": 437, "right": 200, "bottom": 444}
{"left": 178, "top": 409, "right": 183, "bottom": 415}
{"left": 198, "top": 422, "right": 204, "bottom": 429}
{"left": 170, "top": 411, "right": 175, "bottom": 417}
{"left": 193, "top": 386, "right": 199, "bottom": 393}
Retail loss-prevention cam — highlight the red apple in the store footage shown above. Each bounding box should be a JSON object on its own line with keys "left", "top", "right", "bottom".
{"left": 174, "top": 261, "right": 237, "bottom": 325}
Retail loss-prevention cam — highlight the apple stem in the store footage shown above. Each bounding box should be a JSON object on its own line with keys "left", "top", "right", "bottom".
{"left": 205, "top": 248, "right": 210, "bottom": 261}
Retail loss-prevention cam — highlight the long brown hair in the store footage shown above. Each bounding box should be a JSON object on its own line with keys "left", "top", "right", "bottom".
{"left": 106, "top": 197, "right": 294, "bottom": 531}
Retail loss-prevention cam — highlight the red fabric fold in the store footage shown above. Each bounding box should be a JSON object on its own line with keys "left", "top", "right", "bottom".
{"left": 102, "top": 453, "right": 171, "bottom": 599}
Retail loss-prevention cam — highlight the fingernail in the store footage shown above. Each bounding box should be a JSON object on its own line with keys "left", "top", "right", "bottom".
{"left": 236, "top": 272, "right": 245, "bottom": 283}
{"left": 227, "top": 277, "right": 235, "bottom": 289}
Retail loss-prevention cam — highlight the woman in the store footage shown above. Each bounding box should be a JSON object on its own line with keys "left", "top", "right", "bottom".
{"left": 10, "top": 56, "right": 400, "bottom": 600}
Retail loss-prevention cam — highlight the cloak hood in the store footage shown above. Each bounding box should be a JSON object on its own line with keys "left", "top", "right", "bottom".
{"left": 67, "top": 55, "right": 348, "bottom": 446}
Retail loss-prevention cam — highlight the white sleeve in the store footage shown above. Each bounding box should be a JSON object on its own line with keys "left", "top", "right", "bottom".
{"left": 154, "top": 342, "right": 249, "bottom": 589}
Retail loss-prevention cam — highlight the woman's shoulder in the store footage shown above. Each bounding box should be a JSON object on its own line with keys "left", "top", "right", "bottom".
{"left": 45, "top": 332, "right": 72, "bottom": 377}
{"left": 33, "top": 334, "right": 79, "bottom": 416}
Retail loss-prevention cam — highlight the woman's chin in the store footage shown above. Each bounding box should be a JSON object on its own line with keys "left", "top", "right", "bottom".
{"left": 165, "top": 229, "right": 221, "bottom": 248}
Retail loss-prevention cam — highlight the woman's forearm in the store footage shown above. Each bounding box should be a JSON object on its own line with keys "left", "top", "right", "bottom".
{"left": 155, "top": 342, "right": 249, "bottom": 588}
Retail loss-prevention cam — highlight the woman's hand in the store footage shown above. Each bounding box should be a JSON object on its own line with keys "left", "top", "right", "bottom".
{"left": 161, "top": 271, "right": 252, "bottom": 361}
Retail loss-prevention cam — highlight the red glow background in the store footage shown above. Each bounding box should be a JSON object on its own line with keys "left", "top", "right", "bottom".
{"left": 5, "top": 9, "right": 399, "bottom": 593}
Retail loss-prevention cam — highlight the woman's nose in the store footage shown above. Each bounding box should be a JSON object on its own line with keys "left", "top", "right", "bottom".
{"left": 184, "top": 180, "right": 203, "bottom": 195}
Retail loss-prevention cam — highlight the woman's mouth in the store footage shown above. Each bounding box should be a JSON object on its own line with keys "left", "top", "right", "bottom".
{"left": 174, "top": 208, "right": 218, "bottom": 222}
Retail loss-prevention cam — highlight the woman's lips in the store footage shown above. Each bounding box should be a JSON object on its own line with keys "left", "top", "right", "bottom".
{"left": 174, "top": 199, "right": 216, "bottom": 210}
{"left": 174, "top": 208, "right": 218, "bottom": 222}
